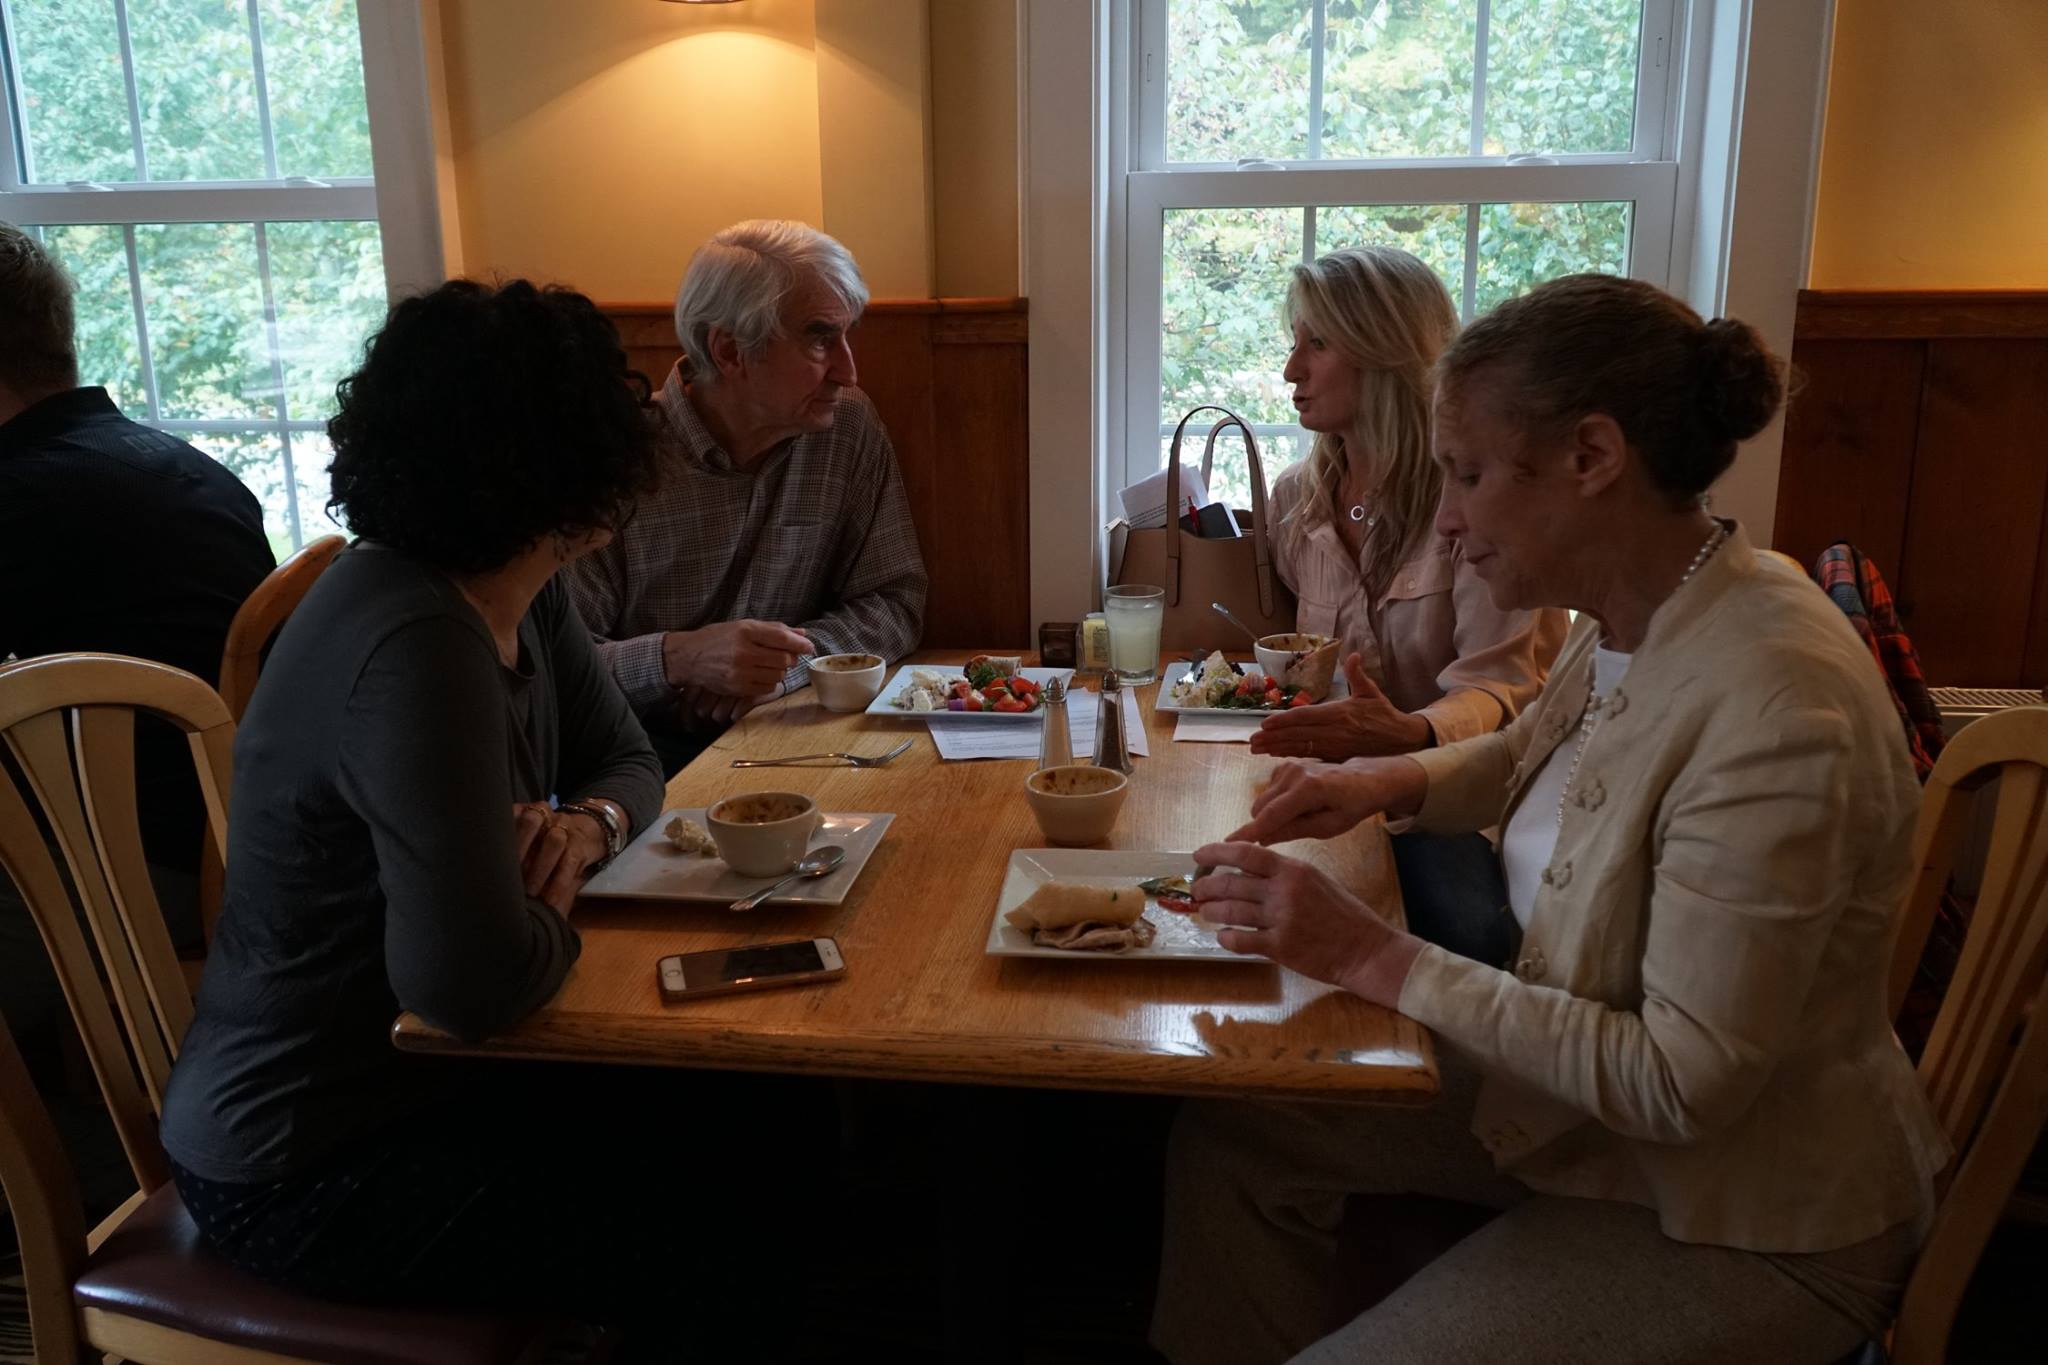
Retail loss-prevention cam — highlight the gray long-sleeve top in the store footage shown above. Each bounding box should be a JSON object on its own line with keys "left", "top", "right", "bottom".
{"left": 160, "top": 543, "right": 662, "bottom": 1184}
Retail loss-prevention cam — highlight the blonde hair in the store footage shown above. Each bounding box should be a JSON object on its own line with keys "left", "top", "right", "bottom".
{"left": 1283, "top": 247, "right": 1458, "bottom": 598}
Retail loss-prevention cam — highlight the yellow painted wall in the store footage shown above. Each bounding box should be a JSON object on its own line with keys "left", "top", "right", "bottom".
{"left": 1810, "top": 0, "right": 2048, "bottom": 289}
{"left": 815, "top": 0, "right": 935, "bottom": 297}
{"left": 437, "top": 0, "right": 825, "bottom": 302}
{"left": 433, "top": 0, "right": 1018, "bottom": 303}
{"left": 931, "top": 0, "right": 1020, "bottom": 297}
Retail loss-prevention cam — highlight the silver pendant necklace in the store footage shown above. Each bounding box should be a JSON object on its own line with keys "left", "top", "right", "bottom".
{"left": 1348, "top": 503, "right": 1378, "bottom": 527}
{"left": 1553, "top": 520, "right": 1729, "bottom": 829}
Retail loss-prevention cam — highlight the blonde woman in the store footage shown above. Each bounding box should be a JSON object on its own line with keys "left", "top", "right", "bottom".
{"left": 1257, "top": 246, "right": 1567, "bottom": 965}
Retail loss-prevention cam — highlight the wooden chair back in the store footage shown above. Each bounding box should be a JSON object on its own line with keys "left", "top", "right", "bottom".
{"left": 217, "top": 533, "right": 345, "bottom": 723}
{"left": 0, "top": 653, "right": 234, "bottom": 1188}
{"left": 1887, "top": 704, "right": 2048, "bottom": 1363}
{"left": 196, "top": 533, "right": 342, "bottom": 942}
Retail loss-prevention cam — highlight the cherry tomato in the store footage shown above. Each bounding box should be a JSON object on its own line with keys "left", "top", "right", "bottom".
{"left": 962, "top": 695, "right": 984, "bottom": 712}
{"left": 1156, "top": 893, "right": 1196, "bottom": 914}
{"left": 1289, "top": 691, "right": 1313, "bottom": 708}
{"left": 992, "top": 696, "right": 1030, "bottom": 713}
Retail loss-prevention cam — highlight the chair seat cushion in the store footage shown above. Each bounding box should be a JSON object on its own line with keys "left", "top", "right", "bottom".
{"left": 73, "top": 1183, "right": 558, "bottom": 1365}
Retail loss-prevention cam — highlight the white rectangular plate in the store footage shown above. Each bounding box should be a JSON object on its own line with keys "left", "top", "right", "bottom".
{"left": 580, "top": 809, "right": 894, "bottom": 906}
{"left": 865, "top": 664, "right": 1073, "bottom": 720}
{"left": 986, "top": 849, "right": 1267, "bottom": 962}
{"left": 1152, "top": 659, "right": 1350, "bottom": 715}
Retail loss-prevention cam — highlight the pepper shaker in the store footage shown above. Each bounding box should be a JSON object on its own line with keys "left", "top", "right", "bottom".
{"left": 1037, "top": 676, "right": 1072, "bottom": 770}
{"left": 1092, "top": 669, "right": 1133, "bottom": 774}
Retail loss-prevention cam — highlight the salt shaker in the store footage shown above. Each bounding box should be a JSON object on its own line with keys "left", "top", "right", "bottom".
{"left": 1092, "top": 669, "right": 1133, "bottom": 774}
{"left": 1037, "top": 676, "right": 1071, "bottom": 770}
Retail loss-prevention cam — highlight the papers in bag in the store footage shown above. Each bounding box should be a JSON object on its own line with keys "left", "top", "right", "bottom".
{"left": 926, "top": 688, "right": 1149, "bottom": 762}
{"left": 1118, "top": 463, "right": 1210, "bottom": 530}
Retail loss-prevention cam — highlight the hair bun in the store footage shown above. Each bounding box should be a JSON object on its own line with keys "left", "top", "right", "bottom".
{"left": 1695, "top": 317, "right": 1784, "bottom": 444}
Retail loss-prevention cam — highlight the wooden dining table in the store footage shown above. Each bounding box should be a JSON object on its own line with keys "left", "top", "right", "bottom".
{"left": 392, "top": 652, "right": 1438, "bottom": 1105}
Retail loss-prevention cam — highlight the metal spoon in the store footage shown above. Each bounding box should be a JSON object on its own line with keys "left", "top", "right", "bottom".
{"left": 727, "top": 845, "right": 846, "bottom": 912}
{"left": 1211, "top": 601, "right": 1263, "bottom": 648}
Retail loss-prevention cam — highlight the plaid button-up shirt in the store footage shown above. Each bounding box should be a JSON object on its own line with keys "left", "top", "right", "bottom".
{"left": 568, "top": 364, "right": 927, "bottom": 719}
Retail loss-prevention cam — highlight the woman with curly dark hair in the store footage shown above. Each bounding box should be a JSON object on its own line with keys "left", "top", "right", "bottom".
{"left": 159, "top": 280, "right": 817, "bottom": 1359}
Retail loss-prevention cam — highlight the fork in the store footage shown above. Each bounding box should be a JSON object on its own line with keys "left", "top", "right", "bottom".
{"left": 729, "top": 738, "right": 914, "bottom": 769}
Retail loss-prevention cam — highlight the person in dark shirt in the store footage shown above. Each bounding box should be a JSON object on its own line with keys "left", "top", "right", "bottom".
{"left": 157, "top": 278, "right": 824, "bottom": 1362}
{"left": 0, "top": 221, "right": 272, "bottom": 1074}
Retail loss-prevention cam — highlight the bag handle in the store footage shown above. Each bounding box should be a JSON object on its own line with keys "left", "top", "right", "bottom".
{"left": 1162, "top": 405, "right": 1280, "bottom": 617}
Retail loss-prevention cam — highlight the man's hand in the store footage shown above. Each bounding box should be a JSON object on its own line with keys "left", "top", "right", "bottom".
{"left": 661, "top": 620, "right": 811, "bottom": 696}
{"left": 512, "top": 801, "right": 607, "bottom": 917}
{"left": 1230, "top": 756, "right": 1429, "bottom": 846}
{"left": 1250, "top": 653, "right": 1432, "bottom": 760}
{"left": 1191, "top": 840, "right": 1423, "bottom": 1005}
{"left": 680, "top": 686, "right": 781, "bottom": 730}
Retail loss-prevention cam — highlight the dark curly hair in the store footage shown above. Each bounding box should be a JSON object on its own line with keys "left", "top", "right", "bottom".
{"left": 327, "top": 279, "right": 658, "bottom": 574}
{"left": 1436, "top": 274, "right": 1786, "bottom": 505}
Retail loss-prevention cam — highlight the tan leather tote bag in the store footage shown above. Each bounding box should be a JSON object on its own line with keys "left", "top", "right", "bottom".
{"left": 1111, "top": 405, "right": 1295, "bottom": 652}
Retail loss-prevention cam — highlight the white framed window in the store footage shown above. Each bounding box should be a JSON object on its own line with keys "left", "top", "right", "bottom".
{"left": 1122, "top": 0, "right": 1688, "bottom": 508}
{"left": 0, "top": 0, "right": 438, "bottom": 559}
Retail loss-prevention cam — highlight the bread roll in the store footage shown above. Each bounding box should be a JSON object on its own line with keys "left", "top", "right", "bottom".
{"left": 1284, "top": 640, "right": 1340, "bottom": 699}
{"left": 1004, "top": 881, "right": 1144, "bottom": 931}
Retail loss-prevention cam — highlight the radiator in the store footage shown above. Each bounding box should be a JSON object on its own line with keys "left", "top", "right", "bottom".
{"left": 1928, "top": 687, "right": 2047, "bottom": 896}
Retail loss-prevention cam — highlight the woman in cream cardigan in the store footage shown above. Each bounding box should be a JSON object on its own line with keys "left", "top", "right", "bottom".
{"left": 1151, "top": 275, "right": 1950, "bottom": 1364}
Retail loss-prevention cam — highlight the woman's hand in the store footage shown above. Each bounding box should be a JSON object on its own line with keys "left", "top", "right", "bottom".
{"left": 512, "top": 802, "right": 607, "bottom": 916}
{"left": 1192, "top": 840, "right": 1424, "bottom": 1006}
{"left": 1229, "top": 756, "right": 1428, "bottom": 846}
{"left": 1250, "top": 654, "right": 1432, "bottom": 760}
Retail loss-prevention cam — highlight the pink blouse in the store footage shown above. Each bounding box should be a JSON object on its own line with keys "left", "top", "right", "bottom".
{"left": 1268, "top": 462, "right": 1567, "bottom": 744}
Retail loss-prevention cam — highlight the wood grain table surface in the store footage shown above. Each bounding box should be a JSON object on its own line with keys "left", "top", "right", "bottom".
{"left": 392, "top": 652, "right": 1438, "bottom": 1104}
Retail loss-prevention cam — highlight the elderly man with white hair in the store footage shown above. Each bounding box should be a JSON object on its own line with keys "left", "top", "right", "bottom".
{"left": 571, "top": 219, "right": 928, "bottom": 773}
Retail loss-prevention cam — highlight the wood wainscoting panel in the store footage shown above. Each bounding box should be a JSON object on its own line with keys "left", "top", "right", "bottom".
{"left": 601, "top": 299, "right": 1030, "bottom": 651}
{"left": 1778, "top": 292, "right": 2048, "bottom": 688}
{"left": 1774, "top": 339, "right": 1924, "bottom": 577}
{"left": 1894, "top": 340, "right": 2048, "bottom": 686}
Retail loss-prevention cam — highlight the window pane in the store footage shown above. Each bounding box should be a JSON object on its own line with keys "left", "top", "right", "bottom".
{"left": 129, "top": 0, "right": 265, "bottom": 180}
{"left": 1486, "top": 0, "right": 1642, "bottom": 155}
{"left": 40, "top": 224, "right": 149, "bottom": 410}
{"left": 1161, "top": 206, "right": 1302, "bottom": 439}
{"left": 1166, "top": 1, "right": 1313, "bottom": 163}
{"left": 260, "top": 0, "right": 373, "bottom": 178}
{"left": 1314, "top": 203, "right": 1466, "bottom": 306}
{"left": 1320, "top": 0, "right": 1475, "bottom": 160}
{"left": 1163, "top": 428, "right": 1306, "bottom": 512}
{"left": 134, "top": 222, "right": 273, "bottom": 419}
{"left": 266, "top": 220, "right": 385, "bottom": 421}
{"left": 288, "top": 431, "right": 348, "bottom": 543}
{"left": 7, "top": 0, "right": 136, "bottom": 182}
{"left": 1474, "top": 200, "right": 1629, "bottom": 312}
{"left": 196, "top": 431, "right": 295, "bottom": 558}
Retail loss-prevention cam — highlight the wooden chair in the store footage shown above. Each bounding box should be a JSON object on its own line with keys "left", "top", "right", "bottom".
{"left": 194, "top": 534, "right": 346, "bottom": 947}
{"left": 1883, "top": 704, "right": 2048, "bottom": 1362}
{"left": 0, "top": 652, "right": 584, "bottom": 1364}
{"left": 216, "top": 533, "right": 345, "bottom": 724}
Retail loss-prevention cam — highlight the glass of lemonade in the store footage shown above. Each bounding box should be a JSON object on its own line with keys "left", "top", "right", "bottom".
{"left": 1104, "top": 585, "right": 1166, "bottom": 684}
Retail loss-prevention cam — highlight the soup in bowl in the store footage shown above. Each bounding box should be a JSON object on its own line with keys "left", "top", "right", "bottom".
{"left": 1253, "top": 632, "right": 1336, "bottom": 696}
{"left": 1023, "top": 764, "right": 1129, "bottom": 846}
{"left": 807, "top": 652, "right": 887, "bottom": 712}
{"left": 706, "top": 791, "right": 822, "bottom": 876}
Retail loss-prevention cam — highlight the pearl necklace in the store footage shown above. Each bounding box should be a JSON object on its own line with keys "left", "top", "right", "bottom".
{"left": 1553, "top": 520, "right": 1729, "bottom": 829}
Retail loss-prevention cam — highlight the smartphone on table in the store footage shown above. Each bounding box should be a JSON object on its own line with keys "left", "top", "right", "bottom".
{"left": 658, "top": 938, "right": 845, "bottom": 1002}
